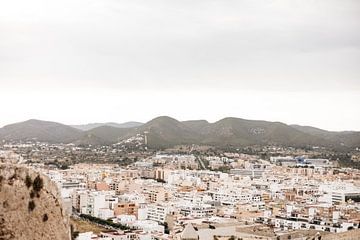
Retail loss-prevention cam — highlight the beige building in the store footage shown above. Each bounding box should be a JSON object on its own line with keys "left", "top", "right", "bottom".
{"left": 143, "top": 186, "right": 170, "bottom": 203}
{"left": 114, "top": 202, "right": 138, "bottom": 217}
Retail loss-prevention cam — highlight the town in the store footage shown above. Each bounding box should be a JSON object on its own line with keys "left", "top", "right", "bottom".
{"left": 1, "top": 140, "right": 360, "bottom": 240}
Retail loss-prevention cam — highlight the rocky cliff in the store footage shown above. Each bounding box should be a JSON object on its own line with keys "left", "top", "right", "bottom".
{"left": 0, "top": 163, "right": 70, "bottom": 240}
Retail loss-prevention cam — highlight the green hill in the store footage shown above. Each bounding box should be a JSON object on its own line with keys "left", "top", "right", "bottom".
{"left": 1, "top": 117, "right": 359, "bottom": 149}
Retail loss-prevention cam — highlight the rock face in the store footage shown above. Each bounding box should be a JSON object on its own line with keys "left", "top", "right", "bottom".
{"left": 0, "top": 163, "right": 70, "bottom": 240}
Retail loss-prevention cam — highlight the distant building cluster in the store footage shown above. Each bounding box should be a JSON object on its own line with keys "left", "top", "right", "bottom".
{"left": 19, "top": 151, "right": 359, "bottom": 240}
{"left": 2, "top": 143, "right": 360, "bottom": 239}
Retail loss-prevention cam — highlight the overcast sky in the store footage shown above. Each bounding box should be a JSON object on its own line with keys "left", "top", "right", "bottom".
{"left": 0, "top": 0, "right": 359, "bottom": 130}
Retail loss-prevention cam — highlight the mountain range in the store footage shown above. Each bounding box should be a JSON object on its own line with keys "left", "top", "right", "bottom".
{"left": 0, "top": 117, "right": 359, "bottom": 149}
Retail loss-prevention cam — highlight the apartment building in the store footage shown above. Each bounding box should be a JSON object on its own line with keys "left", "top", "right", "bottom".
{"left": 179, "top": 202, "right": 215, "bottom": 218}
{"left": 114, "top": 202, "right": 138, "bottom": 217}
{"left": 143, "top": 186, "right": 170, "bottom": 203}
{"left": 147, "top": 204, "right": 169, "bottom": 223}
{"left": 208, "top": 189, "right": 262, "bottom": 205}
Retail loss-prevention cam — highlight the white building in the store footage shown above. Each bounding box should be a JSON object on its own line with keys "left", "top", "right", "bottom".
{"left": 179, "top": 202, "right": 215, "bottom": 218}
{"left": 208, "top": 189, "right": 262, "bottom": 205}
{"left": 147, "top": 204, "right": 169, "bottom": 223}
{"left": 332, "top": 189, "right": 360, "bottom": 204}
{"left": 78, "top": 191, "right": 109, "bottom": 218}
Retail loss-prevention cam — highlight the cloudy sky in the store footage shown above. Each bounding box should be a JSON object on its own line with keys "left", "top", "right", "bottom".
{"left": 0, "top": 0, "right": 359, "bottom": 130}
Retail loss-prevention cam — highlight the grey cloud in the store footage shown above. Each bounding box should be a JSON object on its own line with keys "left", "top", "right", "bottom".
{"left": 0, "top": 0, "right": 359, "bottom": 91}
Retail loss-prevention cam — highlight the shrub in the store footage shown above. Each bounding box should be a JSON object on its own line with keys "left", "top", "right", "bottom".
{"left": 30, "top": 190, "right": 36, "bottom": 198}
{"left": 28, "top": 201, "right": 36, "bottom": 211}
{"left": 25, "top": 175, "right": 32, "bottom": 188}
{"left": 33, "top": 175, "right": 43, "bottom": 192}
{"left": 79, "top": 214, "right": 133, "bottom": 230}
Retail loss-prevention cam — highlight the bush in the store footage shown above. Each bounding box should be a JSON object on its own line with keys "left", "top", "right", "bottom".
{"left": 25, "top": 175, "right": 32, "bottom": 188}
{"left": 30, "top": 190, "right": 36, "bottom": 198}
{"left": 28, "top": 201, "right": 36, "bottom": 211}
{"left": 79, "top": 214, "right": 133, "bottom": 230}
{"left": 33, "top": 175, "right": 43, "bottom": 192}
